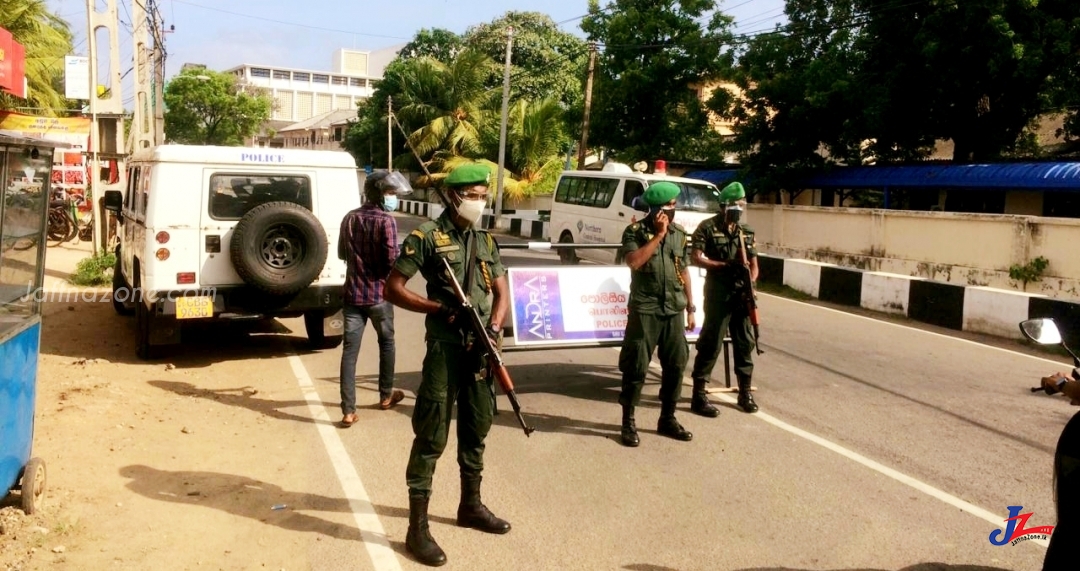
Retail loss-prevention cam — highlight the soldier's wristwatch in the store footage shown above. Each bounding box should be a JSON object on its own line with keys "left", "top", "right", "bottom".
{"left": 686, "top": 305, "right": 697, "bottom": 313}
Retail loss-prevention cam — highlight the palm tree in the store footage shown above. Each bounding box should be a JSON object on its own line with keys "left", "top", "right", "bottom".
{"left": 389, "top": 49, "right": 498, "bottom": 174}
{"left": 0, "top": 0, "right": 75, "bottom": 115}
{"left": 509, "top": 96, "right": 567, "bottom": 186}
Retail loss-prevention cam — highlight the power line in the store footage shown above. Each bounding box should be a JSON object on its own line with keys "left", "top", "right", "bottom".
{"left": 169, "top": 0, "right": 411, "bottom": 40}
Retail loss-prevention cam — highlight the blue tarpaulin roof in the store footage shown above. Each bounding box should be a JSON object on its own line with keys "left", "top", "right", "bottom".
{"left": 681, "top": 170, "right": 742, "bottom": 186}
{"left": 800, "top": 162, "right": 1080, "bottom": 190}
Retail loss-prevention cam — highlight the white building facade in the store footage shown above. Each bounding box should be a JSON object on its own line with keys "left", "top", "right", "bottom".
{"left": 226, "top": 47, "right": 399, "bottom": 124}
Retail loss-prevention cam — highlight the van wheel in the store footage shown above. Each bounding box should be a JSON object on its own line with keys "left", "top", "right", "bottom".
{"left": 558, "top": 233, "right": 579, "bottom": 265}
{"left": 231, "top": 202, "right": 328, "bottom": 296}
{"left": 112, "top": 250, "right": 135, "bottom": 316}
{"left": 304, "top": 310, "right": 343, "bottom": 349}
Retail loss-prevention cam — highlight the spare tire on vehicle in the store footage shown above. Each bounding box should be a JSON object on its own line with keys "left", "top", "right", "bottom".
{"left": 230, "top": 201, "right": 328, "bottom": 296}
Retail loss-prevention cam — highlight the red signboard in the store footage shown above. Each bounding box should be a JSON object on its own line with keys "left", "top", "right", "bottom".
{"left": 0, "top": 26, "right": 27, "bottom": 99}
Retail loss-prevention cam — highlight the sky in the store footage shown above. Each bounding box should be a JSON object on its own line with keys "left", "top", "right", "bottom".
{"left": 45, "top": 0, "right": 788, "bottom": 108}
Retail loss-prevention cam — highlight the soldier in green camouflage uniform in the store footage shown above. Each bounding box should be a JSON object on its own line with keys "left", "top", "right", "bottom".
{"left": 385, "top": 163, "right": 511, "bottom": 567}
{"left": 618, "top": 181, "right": 697, "bottom": 447}
{"left": 689, "top": 181, "right": 760, "bottom": 414}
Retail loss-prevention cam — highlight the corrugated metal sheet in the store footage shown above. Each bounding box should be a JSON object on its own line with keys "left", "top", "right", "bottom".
{"left": 801, "top": 162, "right": 1080, "bottom": 190}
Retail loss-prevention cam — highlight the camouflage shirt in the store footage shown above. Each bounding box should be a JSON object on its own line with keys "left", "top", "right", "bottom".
{"left": 621, "top": 220, "right": 690, "bottom": 316}
{"left": 691, "top": 215, "right": 757, "bottom": 294}
{"left": 393, "top": 212, "right": 506, "bottom": 343}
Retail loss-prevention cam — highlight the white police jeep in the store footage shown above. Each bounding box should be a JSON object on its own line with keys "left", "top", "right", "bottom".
{"left": 103, "top": 145, "right": 360, "bottom": 359}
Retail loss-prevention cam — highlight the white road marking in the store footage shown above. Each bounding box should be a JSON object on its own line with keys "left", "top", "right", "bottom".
{"left": 605, "top": 345, "right": 1054, "bottom": 550}
{"left": 761, "top": 292, "right": 1070, "bottom": 368}
{"left": 288, "top": 354, "right": 403, "bottom": 570}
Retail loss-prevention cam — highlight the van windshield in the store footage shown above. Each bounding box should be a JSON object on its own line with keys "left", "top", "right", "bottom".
{"left": 674, "top": 182, "right": 723, "bottom": 213}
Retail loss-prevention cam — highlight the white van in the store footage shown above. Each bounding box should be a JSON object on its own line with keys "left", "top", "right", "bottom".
{"left": 103, "top": 145, "right": 361, "bottom": 359}
{"left": 548, "top": 163, "right": 727, "bottom": 265}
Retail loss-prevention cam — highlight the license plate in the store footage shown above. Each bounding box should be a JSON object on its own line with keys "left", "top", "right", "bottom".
{"left": 175, "top": 296, "right": 214, "bottom": 319}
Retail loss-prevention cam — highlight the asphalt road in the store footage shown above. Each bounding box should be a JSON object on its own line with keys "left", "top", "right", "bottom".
{"left": 236, "top": 214, "right": 1071, "bottom": 570}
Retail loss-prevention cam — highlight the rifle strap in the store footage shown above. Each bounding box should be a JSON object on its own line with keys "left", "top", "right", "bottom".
{"left": 464, "top": 230, "right": 478, "bottom": 297}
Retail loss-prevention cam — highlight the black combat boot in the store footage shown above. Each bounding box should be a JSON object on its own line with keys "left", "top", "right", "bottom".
{"left": 737, "top": 376, "right": 759, "bottom": 413}
{"left": 657, "top": 402, "right": 693, "bottom": 441}
{"left": 620, "top": 404, "right": 640, "bottom": 447}
{"left": 457, "top": 475, "right": 511, "bottom": 534}
{"left": 406, "top": 495, "right": 447, "bottom": 567}
{"left": 690, "top": 378, "right": 720, "bottom": 418}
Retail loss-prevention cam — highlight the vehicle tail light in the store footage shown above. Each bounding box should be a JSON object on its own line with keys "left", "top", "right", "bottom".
{"left": 156, "top": 231, "right": 170, "bottom": 244}
{"left": 177, "top": 272, "right": 196, "bottom": 284}
{"left": 156, "top": 248, "right": 170, "bottom": 261}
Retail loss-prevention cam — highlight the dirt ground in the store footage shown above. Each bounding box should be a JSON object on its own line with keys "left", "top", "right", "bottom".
{"left": 2, "top": 242, "right": 336, "bottom": 571}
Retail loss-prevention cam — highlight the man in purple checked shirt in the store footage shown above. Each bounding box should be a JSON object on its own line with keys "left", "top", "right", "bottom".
{"left": 336, "top": 170, "right": 414, "bottom": 427}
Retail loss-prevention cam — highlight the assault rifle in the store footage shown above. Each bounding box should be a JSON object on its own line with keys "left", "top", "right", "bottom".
{"left": 736, "top": 228, "right": 764, "bottom": 355}
{"left": 440, "top": 250, "right": 535, "bottom": 437}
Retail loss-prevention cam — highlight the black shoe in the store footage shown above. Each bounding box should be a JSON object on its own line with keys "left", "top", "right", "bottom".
{"left": 657, "top": 416, "right": 693, "bottom": 441}
{"left": 457, "top": 476, "right": 511, "bottom": 534}
{"left": 406, "top": 496, "right": 447, "bottom": 567}
{"left": 622, "top": 416, "right": 635, "bottom": 446}
{"left": 738, "top": 388, "right": 758, "bottom": 413}
{"left": 690, "top": 379, "right": 720, "bottom": 418}
{"left": 620, "top": 405, "right": 640, "bottom": 447}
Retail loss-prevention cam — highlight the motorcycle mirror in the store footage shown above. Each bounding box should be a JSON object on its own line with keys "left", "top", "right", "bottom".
{"left": 1019, "top": 318, "right": 1063, "bottom": 345}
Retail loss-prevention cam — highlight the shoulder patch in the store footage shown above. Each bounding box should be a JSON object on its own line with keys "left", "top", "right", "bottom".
{"left": 409, "top": 229, "right": 426, "bottom": 239}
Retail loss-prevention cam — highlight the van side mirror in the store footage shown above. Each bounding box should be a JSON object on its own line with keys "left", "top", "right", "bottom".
{"left": 103, "top": 190, "right": 123, "bottom": 212}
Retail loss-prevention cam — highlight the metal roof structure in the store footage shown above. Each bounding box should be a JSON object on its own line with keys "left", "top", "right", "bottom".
{"left": 800, "top": 162, "right": 1080, "bottom": 190}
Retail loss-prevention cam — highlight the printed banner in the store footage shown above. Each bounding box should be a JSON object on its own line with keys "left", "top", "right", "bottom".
{"left": 508, "top": 266, "right": 708, "bottom": 346}
{"left": 0, "top": 112, "right": 91, "bottom": 138}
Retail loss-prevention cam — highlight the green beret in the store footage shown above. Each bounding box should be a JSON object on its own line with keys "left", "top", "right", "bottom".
{"left": 445, "top": 163, "right": 491, "bottom": 187}
{"left": 642, "top": 181, "right": 681, "bottom": 206}
{"left": 719, "top": 181, "right": 746, "bottom": 203}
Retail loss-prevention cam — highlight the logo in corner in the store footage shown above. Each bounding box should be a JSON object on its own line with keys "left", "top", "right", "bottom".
{"left": 988, "top": 506, "right": 1055, "bottom": 546}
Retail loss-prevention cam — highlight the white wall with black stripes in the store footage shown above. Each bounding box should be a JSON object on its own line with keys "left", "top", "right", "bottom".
{"left": 754, "top": 253, "right": 1080, "bottom": 345}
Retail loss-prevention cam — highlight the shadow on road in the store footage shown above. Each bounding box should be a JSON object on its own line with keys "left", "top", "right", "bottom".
{"left": 147, "top": 380, "right": 338, "bottom": 427}
{"left": 119, "top": 465, "right": 366, "bottom": 541}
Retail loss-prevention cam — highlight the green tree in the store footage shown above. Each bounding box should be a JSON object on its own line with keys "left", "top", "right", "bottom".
{"left": 507, "top": 96, "right": 569, "bottom": 196}
{"left": 708, "top": 0, "right": 868, "bottom": 201}
{"left": 163, "top": 69, "right": 272, "bottom": 145}
{"left": 853, "top": 0, "right": 1080, "bottom": 163}
{"left": 398, "top": 28, "right": 464, "bottom": 63}
{"left": 0, "top": 0, "right": 75, "bottom": 115}
{"left": 463, "top": 11, "right": 589, "bottom": 108}
{"left": 580, "top": 0, "right": 736, "bottom": 162}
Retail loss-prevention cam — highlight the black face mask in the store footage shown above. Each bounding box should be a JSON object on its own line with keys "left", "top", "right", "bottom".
{"left": 651, "top": 206, "right": 676, "bottom": 222}
{"left": 725, "top": 208, "right": 742, "bottom": 224}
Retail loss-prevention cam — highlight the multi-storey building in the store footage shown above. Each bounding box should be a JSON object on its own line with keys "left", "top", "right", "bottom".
{"left": 225, "top": 47, "right": 400, "bottom": 125}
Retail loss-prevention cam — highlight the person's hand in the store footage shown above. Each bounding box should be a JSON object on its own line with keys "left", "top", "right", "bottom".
{"left": 654, "top": 210, "right": 670, "bottom": 237}
{"left": 685, "top": 310, "right": 696, "bottom": 332}
{"left": 436, "top": 302, "right": 463, "bottom": 325}
{"left": 1041, "top": 373, "right": 1068, "bottom": 395}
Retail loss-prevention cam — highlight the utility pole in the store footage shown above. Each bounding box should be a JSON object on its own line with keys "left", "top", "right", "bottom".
{"left": 387, "top": 95, "right": 392, "bottom": 170}
{"left": 86, "top": 0, "right": 124, "bottom": 254}
{"left": 577, "top": 42, "right": 597, "bottom": 171}
{"left": 493, "top": 26, "right": 514, "bottom": 230}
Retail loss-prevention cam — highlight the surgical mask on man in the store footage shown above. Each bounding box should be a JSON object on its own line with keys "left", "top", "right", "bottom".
{"left": 456, "top": 197, "right": 486, "bottom": 227}
{"left": 382, "top": 194, "right": 399, "bottom": 212}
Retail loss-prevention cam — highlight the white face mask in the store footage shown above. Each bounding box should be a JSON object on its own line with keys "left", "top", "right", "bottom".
{"left": 456, "top": 198, "right": 486, "bottom": 226}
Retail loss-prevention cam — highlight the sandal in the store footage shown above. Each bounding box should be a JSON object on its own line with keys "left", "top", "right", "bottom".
{"left": 341, "top": 413, "right": 358, "bottom": 427}
{"left": 379, "top": 390, "right": 405, "bottom": 410}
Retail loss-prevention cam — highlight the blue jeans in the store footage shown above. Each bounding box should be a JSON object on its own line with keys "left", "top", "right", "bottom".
{"left": 339, "top": 302, "right": 396, "bottom": 415}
